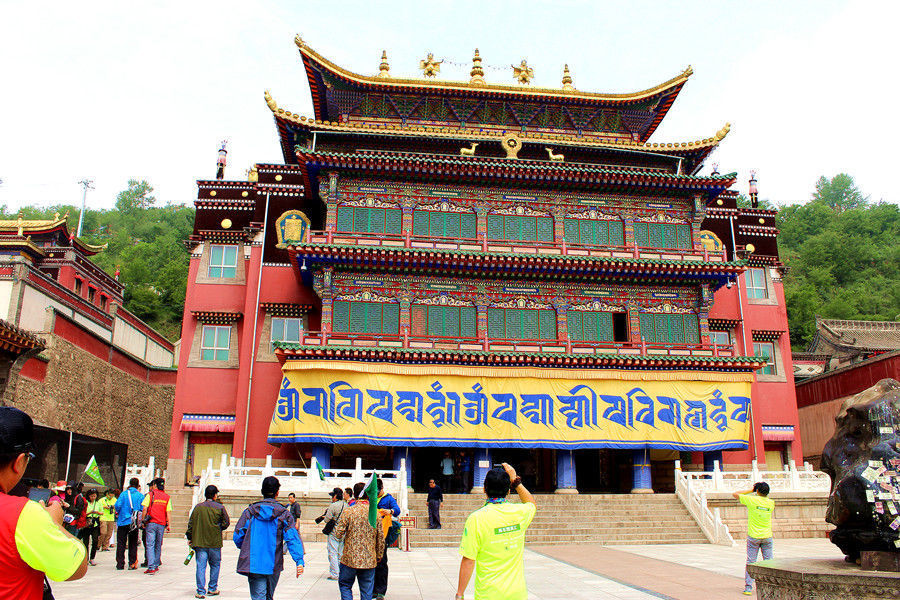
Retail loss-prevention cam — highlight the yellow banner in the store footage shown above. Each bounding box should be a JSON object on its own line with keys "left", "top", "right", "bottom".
{"left": 268, "top": 363, "right": 751, "bottom": 450}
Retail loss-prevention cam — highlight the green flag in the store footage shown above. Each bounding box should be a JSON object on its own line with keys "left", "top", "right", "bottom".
{"left": 84, "top": 456, "right": 105, "bottom": 486}
{"left": 363, "top": 471, "right": 379, "bottom": 528}
{"left": 316, "top": 461, "right": 326, "bottom": 482}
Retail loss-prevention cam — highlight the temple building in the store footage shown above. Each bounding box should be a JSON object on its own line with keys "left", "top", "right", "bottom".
{"left": 0, "top": 215, "right": 177, "bottom": 485}
{"left": 168, "top": 39, "right": 801, "bottom": 492}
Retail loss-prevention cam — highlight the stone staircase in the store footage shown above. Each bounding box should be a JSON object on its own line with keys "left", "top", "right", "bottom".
{"left": 405, "top": 493, "right": 708, "bottom": 547}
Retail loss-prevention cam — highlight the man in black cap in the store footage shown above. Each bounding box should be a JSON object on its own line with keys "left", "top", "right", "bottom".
{"left": 0, "top": 407, "right": 87, "bottom": 600}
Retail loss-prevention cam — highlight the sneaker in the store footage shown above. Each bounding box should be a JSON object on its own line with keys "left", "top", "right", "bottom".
{"left": 195, "top": 595, "right": 205, "bottom": 599}
{"left": 207, "top": 592, "right": 219, "bottom": 597}
{"left": 89, "top": 560, "right": 97, "bottom": 566}
{"left": 742, "top": 589, "right": 753, "bottom": 596}
{"left": 140, "top": 561, "right": 148, "bottom": 568}
{"left": 116, "top": 566, "right": 124, "bottom": 571}
{"left": 327, "top": 576, "right": 338, "bottom": 580}
{"left": 144, "top": 568, "right": 158, "bottom": 575}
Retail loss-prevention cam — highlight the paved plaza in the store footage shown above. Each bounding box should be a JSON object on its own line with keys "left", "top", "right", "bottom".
{"left": 52, "top": 537, "right": 841, "bottom": 600}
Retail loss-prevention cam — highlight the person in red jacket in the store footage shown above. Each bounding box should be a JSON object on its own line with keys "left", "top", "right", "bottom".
{"left": 142, "top": 477, "right": 172, "bottom": 575}
{"left": 0, "top": 407, "right": 87, "bottom": 600}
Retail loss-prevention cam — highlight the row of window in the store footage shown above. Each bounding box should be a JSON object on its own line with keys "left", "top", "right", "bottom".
{"left": 201, "top": 317, "right": 778, "bottom": 375}
{"left": 72, "top": 278, "right": 110, "bottom": 311}
{"left": 332, "top": 206, "right": 692, "bottom": 249}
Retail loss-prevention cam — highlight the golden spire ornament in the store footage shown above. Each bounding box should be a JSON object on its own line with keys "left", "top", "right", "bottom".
{"left": 377, "top": 50, "right": 390, "bottom": 78}
{"left": 469, "top": 49, "right": 485, "bottom": 86}
{"left": 419, "top": 53, "right": 443, "bottom": 78}
{"left": 512, "top": 59, "right": 534, "bottom": 85}
{"left": 561, "top": 64, "right": 575, "bottom": 91}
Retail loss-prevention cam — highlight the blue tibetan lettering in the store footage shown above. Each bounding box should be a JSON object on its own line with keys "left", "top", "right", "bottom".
{"left": 396, "top": 391, "right": 424, "bottom": 424}
{"left": 276, "top": 378, "right": 299, "bottom": 421}
{"left": 657, "top": 397, "right": 681, "bottom": 428}
{"left": 601, "top": 394, "right": 632, "bottom": 428}
{"left": 708, "top": 390, "right": 728, "bottom": 432}
{"left": 301, "top": 386, "right": 335, "bottom": 422}
{"left": 729, "top": 396, "right": 751, "bottom": 423}
{"left": 520, "top": 394, "right": 554, "bottom": 427}
{"left": 630, "top": 388, "right": 654, "bottom": 427}
{"left": 333, "top": 382, "right": 364, "bottom": 422}
{"left": 491, "top": 389, "right": 518, "bottom": 427}
{"left": 559, "top": 385, "right": 599, "bottom": 429}
{"left": 685, "top": 401, "right": 708, "bottom": 430}
{"left": 462, "top": 384, "right": 489, "bottom": 426}
{"left": 366, "top": 390, "right": 394, "bottom": 424}
{"left": 426, "top": 381, "right": 462, "bottom": 428}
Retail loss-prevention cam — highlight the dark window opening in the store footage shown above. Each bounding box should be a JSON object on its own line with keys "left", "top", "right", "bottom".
{"left": 613, "top": 312, "right": 629, "bottom": 342}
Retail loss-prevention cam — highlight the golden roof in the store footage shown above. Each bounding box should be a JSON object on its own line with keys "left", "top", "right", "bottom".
{"left": 0, "top": 214, "right": 107, "bottom": 253}
{"left": 264, "top": 89, "right": 730, "bottom": 154}
{"left": 295, "top": 36, "right": 693, "bottom": 103}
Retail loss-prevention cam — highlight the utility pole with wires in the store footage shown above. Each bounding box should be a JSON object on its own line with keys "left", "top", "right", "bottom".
{"left": 76, "top": 178, "right": 94, "bottom": 238}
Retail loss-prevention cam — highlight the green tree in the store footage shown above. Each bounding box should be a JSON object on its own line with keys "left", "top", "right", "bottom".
{"left": 810, "top": 173, "right": 868, "bottom": 212}
{"left": 115, "top": 179, "right": 156, "bottom": 214}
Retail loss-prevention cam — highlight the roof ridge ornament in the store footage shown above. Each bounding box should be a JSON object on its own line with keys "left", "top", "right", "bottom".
{"left": 264, "top": 89, "right": 277, "bottom": 111}
{"left": 469, "top": 49, "right": 485, "bottom": 86}
{"left": 377, "top": 50, "right": 390, "bottom": 78}
{"left": 562, "top": 64, "right": 574, "bottom": 91}
{"left": 419, "top": 53, "right": 442, "bottom": 78}
{"left": 715, "top": 122, "right": 731, "bottom": 142}
{"left": 512, "top": 59, "right": 534, "bottom": 85}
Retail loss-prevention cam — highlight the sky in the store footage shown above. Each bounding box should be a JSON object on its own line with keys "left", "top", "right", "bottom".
{"left": 1, "top": 0, "right": 897, "bottom": 212}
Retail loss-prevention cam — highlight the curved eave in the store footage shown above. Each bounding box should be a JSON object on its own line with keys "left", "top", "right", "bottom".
{"left": 285, "top": 243, "right": 746, "bottom": 286}
{"left": 275, "top": 343, "right": 764, "bottom": 372}
{"left": 269, "top": 97, "right": 728, "bottom": 172}
{"left": 295, "top": 37, "right": 691, "bottom": 142}
{"left": 0, "top": 220, "right": 105, "bottom": 256}
{"left": 294, "top": 150, "right": 736, "bottom": 194}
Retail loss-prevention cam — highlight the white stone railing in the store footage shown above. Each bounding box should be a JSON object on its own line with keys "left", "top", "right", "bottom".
{"left": 190, "top": 454, "right": 408, "bottom": 516}
{"left": 680, "top": 459, "right": 831, "bottom": 494}
{"left": 124, "top": 456, "right": 166, "bottom": 491}
{"left": 674, "top": 459, "right": 832, "bottom": 546}
{"left": 674, "top": 460, "right": 734, "bottom": 546}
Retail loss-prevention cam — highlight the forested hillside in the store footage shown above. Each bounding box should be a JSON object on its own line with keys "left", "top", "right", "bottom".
{"left": 2, "top": 175, "right": 897, "bottom": 349}
{"left": 1, "top": 180, "right": 193, "bottom": 341}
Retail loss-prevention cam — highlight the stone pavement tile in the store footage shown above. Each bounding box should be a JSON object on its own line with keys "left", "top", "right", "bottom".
{"left": 52, "top": 542, "right": 662, "bottom": 600}
{"left": 612, "top": 538, "right": 841, "bottom": 579}
{"left": 531, "top": 545, "right": 751, "bottom": 600}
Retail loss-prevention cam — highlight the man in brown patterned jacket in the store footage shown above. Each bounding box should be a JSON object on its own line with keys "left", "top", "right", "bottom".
{"left": 333, "top": 482, "right": 385, "bottom": 600}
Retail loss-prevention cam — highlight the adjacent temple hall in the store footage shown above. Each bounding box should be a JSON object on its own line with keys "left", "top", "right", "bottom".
{"left": 168, "top": 38, "right": 801, "bottom": 493}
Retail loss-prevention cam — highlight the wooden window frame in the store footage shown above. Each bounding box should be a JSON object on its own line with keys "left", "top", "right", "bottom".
{"left": 201, "top": 325, "right": 231, "bottom": 361}
{"left": 207, "top": 244, "right": 238, "bottom": 279}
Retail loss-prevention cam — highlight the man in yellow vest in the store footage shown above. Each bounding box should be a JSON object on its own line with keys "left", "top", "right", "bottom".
{"left": 733, "top": 481, "right": 774, "bottom": 595}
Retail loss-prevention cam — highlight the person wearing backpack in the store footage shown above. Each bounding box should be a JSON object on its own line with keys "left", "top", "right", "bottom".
{"left": 233, "top": 476, "right": 305, "bottom": 600}
{"left": 113, "top": 477, "right": 145, "bottom": 570}
{"left": 373, "top": 478, "right": 401, "bottom": 600}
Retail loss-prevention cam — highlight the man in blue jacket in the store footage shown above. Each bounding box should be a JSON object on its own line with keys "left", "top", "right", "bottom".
{"left": 373, "top": 478, "right": 401, "bottom": 600}
{"left": 113, "top": 477, "right": 144, "bottom": 570}
{"left": 233, "top": 476, "right": 304, "bottom": 600}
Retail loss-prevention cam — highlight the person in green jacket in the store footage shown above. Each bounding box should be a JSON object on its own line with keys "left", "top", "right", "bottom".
{"left": 186, "top": 485, "right": 230, "bottom": 599}
{"left": 98, "top": 490, "right": 117, "bottom": 552}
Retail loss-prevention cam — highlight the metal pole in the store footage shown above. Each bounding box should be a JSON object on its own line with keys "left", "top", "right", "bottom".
{"left": 64, "top": 431, "right": 73, "bottom": 481}
{"left": 76, "top": 179, "right": 94, "bottom": 238}
{"left": 241, "top": 191, "right": 271, "bottom": 460}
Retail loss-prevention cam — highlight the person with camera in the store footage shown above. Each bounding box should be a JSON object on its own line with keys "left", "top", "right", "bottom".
{"left": 114, "top": 476, "right": 145, "bottom": 570}
{"left": 732, "top": 481, "right": 775, "bottom": 595}
{"left": 0, "top": 407, "right": 87, "bottom": 600}
{"left": 315, "top": 486, "right": 347, "bottom": 580}
{"left": 455, "top": 463, "right": 536, "bottom": 600}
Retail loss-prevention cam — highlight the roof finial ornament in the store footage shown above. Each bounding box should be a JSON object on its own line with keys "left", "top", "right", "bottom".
{"left": 561, "top": 64, "right": 575, "bottom": 91}
{"left": 469, "top": 49, "right": 485, "bottom": 86}
{"left": 749, "top": 169, "right": 759, "bottom": 208}
{"left": 264, "top": 90, "right": 277, "bottom": 112}
{"left": 711, "top": 162, "right": 719, "bottom": 176}
{"left": 419, "top": 53, "right": 443, "bottom": 78}
{"left": 216, "top": 140, "right": 227, "bottom": 180}
{"left": 715, "top": 122, "right": 731, "bottom": 142}
{"left": 377, "top": 50, "right": 390, "bottom": 78}
{"left": 512, "top": 59, "right": 534, "bottom": 85}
